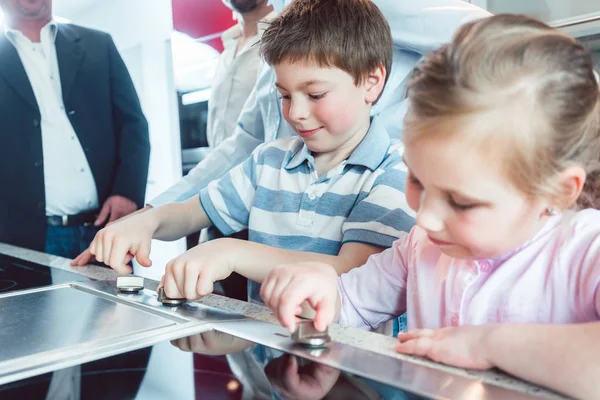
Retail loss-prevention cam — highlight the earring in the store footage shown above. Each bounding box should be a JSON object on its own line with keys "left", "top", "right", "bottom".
{"left": 546, "top": 207, "right": 559, "bottom": 216}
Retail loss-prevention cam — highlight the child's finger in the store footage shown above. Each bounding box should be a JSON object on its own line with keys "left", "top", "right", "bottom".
{"left": 92, "top": 235, "right": 103, "bottom": 262}
{"left": 183, "top": 262, "right": 200, "bottom": 299}
{"left": 397, "top": 329, "right": 435, "bottom": 342}
{"left": 260, "top": 276, "right": 277, "bottom": 306}
{"left": 163, "top": 262, "right": 184, "bottom": 298}
{"left": 279, "top": 282, "right": 313, "bottom": 332}
{"left": 137, "top": 239, "right": 153, "bottom": 267}
{"left": 313, "top": 296, "right": 335, "bottom": 331}
{"left": 395, "top": 336, "right": 433, "bottom": 357}
{"left": 266, "top": 274, "right": 293, "bottom": 314}
{"left": 196, "top": 271, "right": 215, "bottom": 297}
{"left": 109, "top": 238, "right": 130, "bottom": 272}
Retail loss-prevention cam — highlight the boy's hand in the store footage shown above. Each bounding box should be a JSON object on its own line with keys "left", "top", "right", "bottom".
{"left": 396, "top": 325, "right": 494, "bottom": 370}
{"left": 161, "top": 238, "right": 236, "bottom": 300}
{"left": 88, "top": 212, "right": 157, "bottom": 274}
{"left": 260, "top": 262, "right": 338, "bottom": 333}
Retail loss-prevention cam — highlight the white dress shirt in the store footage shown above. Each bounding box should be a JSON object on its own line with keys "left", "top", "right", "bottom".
{"left": 207, "top": 12, "right": 276, "bottom": 148}
{"left": 5, "top": 21, "right": 99, "bottom": 216}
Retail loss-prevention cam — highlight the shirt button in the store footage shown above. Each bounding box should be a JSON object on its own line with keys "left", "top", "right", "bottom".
{"left": 308, "top": 192, "right": 317, "bottom": 201}
{"left": 33, "top": 119, "right": 39, "bottom": 127}
{"left": 80, "top": 168, "right": 85, "bottom": 173}
{"left": 34, "top": 160, "right": 42, "bottom": 167}
{"left": 480, "top": 261, "right": 491, "bottom": 273}
{"left": 450, "top": 315, "right": 459, "bottom": 327}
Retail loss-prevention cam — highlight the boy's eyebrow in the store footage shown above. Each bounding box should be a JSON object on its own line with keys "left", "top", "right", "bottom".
{"left": 275, "top": 80, "right": 329, "bottom": 91}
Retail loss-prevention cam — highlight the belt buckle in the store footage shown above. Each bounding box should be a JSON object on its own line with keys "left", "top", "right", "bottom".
{"left": 61, "top": 215, "right": 68, "bottom": 226}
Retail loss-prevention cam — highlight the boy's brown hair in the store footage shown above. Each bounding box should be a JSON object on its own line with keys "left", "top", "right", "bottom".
{"left": 260, "top": 0, "right": 393, "bottom": 88}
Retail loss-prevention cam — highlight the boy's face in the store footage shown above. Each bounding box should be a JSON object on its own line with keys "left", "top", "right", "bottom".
{"left": 274, "top": 60, "right": 380, "bottom": 156}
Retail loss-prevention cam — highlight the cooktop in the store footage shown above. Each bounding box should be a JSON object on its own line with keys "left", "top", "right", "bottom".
{"left": 0, "top": 329, "right": 428, "bottom": 400}
{"left": 0, "top": 253, "right": 89, "bottom": 293}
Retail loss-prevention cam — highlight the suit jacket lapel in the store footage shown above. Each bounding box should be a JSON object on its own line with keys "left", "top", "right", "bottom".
{"left": 55, "top": 24, "right": 84, "bottom": 101}
{"left": 0, "top": 35, "right": 39, "bottom": 110}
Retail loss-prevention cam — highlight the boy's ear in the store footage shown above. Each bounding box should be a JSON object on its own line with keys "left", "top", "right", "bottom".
{"left": 364, "top": 65, "right": 386, "bottom": 104}
{"left": 553, "top": 165, "right": 586, "bottom": 209}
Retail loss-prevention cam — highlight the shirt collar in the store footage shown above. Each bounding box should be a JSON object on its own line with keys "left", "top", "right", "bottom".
{"left": 4, "top": 19, "right": 58, "bottom": 44}
{"left": 222, "top": 11, "right": 276, "bottom": 50}
{"left": 285, "top": 140, "right": 313, "bottom": 170}
{"left": 481, "top": 212, "right": 565, "bottom": 267}
{"left": 285, "top": 116, "right": 391, "bottom": 171}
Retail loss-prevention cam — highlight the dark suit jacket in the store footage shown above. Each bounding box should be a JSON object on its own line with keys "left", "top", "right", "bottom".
{"left": 0, "top": 23, "right": 151, "bottom": 251}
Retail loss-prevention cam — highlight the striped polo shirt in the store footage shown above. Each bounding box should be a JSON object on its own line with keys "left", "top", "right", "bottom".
{"left": 200, "top": 116, "right": 415, "bottom": 302}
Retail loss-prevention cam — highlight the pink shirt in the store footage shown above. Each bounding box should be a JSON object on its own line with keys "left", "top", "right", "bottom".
{"left": 338, "top": 209, "right": 600, "bottom": 330}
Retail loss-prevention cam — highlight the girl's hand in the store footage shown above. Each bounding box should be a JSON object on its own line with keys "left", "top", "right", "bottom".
{"left": 260, "top": 262, "right": 338, "bottom": 333}
{"left": 396, "top": 325, "right": 495, "bottom": 370}
{"left": 161, "top": 238, "right": 236, "bottom": 300}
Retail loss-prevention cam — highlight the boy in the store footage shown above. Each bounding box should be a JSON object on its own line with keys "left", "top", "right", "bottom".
{"left": 89, "top": 0, "right": 414, "bottom": 303}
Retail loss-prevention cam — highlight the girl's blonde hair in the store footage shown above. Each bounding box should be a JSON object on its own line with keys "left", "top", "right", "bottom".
{"left": 404, "top": 14, "right": 600, "bottom": 209}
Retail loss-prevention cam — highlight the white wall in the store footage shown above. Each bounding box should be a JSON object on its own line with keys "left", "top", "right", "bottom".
{"left": 63, "top": 0, "right": 186, "bottom": 279}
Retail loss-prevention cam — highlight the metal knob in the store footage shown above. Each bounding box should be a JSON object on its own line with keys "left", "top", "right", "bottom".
{"left": 292, "top": 320, "right": 331, "bottom": 347}
{"left": 116, "top": 276, "right": 144, "bottom": 293}
{"left": 157, "top": 287, "right": 187, "bottom": 306}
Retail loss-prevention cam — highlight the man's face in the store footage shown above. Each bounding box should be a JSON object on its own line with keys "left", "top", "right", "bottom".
{"left": 0, "top": 0, "right": 51, "bottom": 22}
{"left": 222, "top": 0, "right": 263, "bottom": 14}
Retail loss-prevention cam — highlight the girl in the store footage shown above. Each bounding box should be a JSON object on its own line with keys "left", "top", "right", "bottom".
{"left": 261, "top": 14, "right": 600, "bottom": 399}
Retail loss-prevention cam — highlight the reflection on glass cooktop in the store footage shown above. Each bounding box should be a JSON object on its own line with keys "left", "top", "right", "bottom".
{"left": 0, "top": 254, "right": 89, "bottom": 294}
{"left": 0, "top": 330, "right": 427, "bottom": 400}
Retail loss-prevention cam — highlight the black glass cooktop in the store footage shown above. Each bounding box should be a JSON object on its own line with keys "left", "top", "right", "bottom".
{"left": 0, "top": 330, "right": 426, "bottom": 400}
{"left": 0, "top": 254, "right": 89, "bottom": 293}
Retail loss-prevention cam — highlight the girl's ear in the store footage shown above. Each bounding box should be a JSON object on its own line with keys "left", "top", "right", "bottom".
{"left": 364, "top": 65, "right": 386, "bottom": 104}
{"left": 554, "top": 165, "right": 586, "bottom": 210}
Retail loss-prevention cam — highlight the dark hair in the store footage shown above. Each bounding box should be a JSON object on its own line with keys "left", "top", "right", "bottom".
{"left": 259, "top": 0, "right": 393, "bottom": 89}
{"left": 405, "top": 14, "right": 600, "bottom": 210}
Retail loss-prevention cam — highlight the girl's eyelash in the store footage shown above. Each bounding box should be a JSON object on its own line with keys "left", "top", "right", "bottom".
{"left": 309, "top": 93, "right": 327, "bottom": 100}
{"left": 409, "top": 175, "right": 422, "bottom": 188}
{"left": 449, "top": 198, "right": 476, "bottom": 211}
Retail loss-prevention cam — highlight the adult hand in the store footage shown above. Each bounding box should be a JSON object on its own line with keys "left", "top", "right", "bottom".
{"left": 95, "top": 195, "right": 138, "bottom": 226}
{"left": 71, "top": 205, "right": 153, "bottom": 266}
{"left": 396, "top": 325, "right": 495, "bottom": 370}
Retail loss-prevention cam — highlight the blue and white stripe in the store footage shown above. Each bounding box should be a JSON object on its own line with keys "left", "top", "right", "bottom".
{"left": 200, "top": 116, "right": 415, "bottom": 301}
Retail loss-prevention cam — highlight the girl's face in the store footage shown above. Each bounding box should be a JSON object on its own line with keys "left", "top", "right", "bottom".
{"left": 403, "top": 134, "right": 551, "bottom": 260}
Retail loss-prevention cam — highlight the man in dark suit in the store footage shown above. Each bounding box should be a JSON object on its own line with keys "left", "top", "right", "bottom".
{"left": 0, "top": 0, "right": 150, "bottom": 259}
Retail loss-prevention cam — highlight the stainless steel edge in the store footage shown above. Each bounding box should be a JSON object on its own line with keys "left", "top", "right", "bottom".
{"left": 0, "top": 322, "right": 210, "bottom": 386}
{"left": 212, "top": 320, "right": 549, "bottom": 400}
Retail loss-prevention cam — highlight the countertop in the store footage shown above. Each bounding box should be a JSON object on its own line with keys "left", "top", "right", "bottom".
{"left": 0, "top": 242, "right": 566, "bottom": 399}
